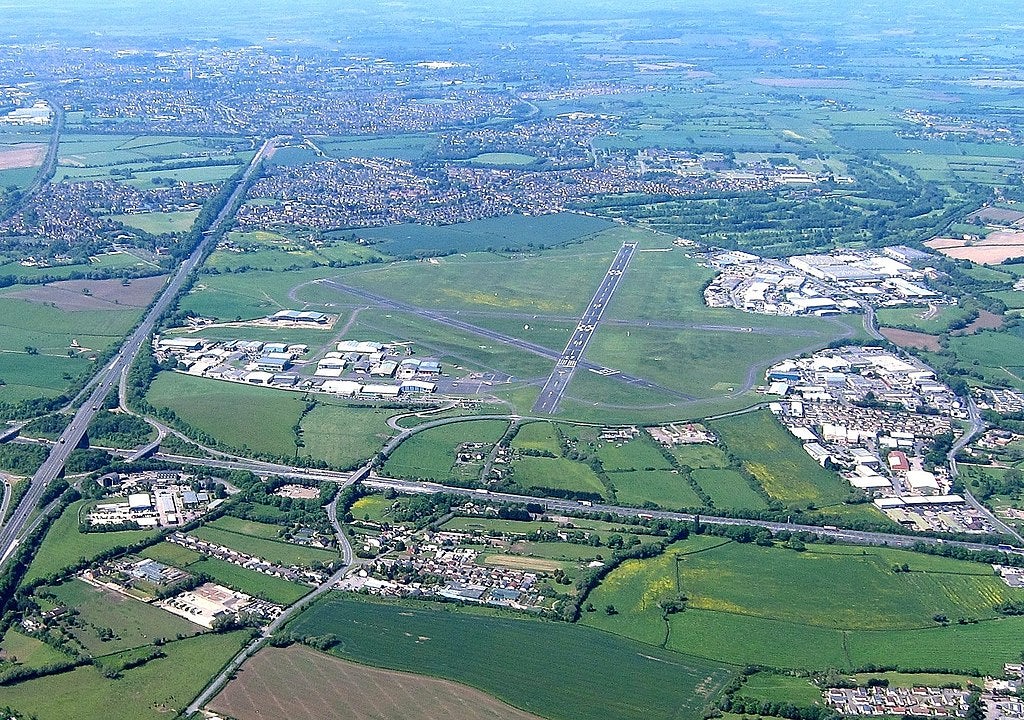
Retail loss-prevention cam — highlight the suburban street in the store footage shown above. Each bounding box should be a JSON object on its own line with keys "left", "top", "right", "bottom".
{"left": 0, "top": 136, "right": 280, "bottom": 568}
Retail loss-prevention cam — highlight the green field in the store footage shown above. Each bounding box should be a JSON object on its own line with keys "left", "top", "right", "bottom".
{"left": 583, "top": 539, "right": 1024, "bottom": 673}
{"left": 669, "top": 444, "right": 730, "bottom": 469}
{"left": 735, "top": 673, "right": 824, "bottom": 706}
{"left": 206, "top": 229, "right": 385, "bottom": 273}
{"left": 511, "top": 455, "right": 608, "bottom": 498}
{"left": 148, "top": 372, "right": 303, "bottom": 457}
{"left": 296, "top": 400, "right": 395, "bottom": 469}
{"left": 0, "top": 630, "right": 249, "bottom": 720}
{"left": 190, "top": 525, "right": 339, "bottom": 566}
{"left": 148, "top": 373, "right": 393, "bottom": 466}
{"left": 585, "top": 325, "right": 830, "bottom": 400}
{"left": 945, "top": 329, "right": 1024, "bottom": 390}
{"left": 383, "top": 419, "right": 509, "bottom": 481}
{"left": 108, "top": 210, "right": 199, "bottom": 235}
{"left": 45, "top": 579, "right": 201, "bottom": 654}
{"left": 179, "top": 266, "right": 334, "bottom": 321}
{"left": 350, "top": 494, "right": 396, "bottom": 524}
{"left": 710, "top": 410, "right": 854, "bottom": 508}
{"left": 206, "top": 515, "right": 287, "bottom": 539}
{"left": 597, "top": 436, "right": 673, "bottom": 472}
{"left": 288, "top": 594, "right": 734, "bottom": 720}
{"left": 510, "top": 421, "right": 562, "bottom": 454}
{"left": 336, "top": 227, "right": 629, "bottom": 314}
{"left": 23, "top": 501, "right": 159, "bottom": 584}
{"left": 345, "top": 212, "right": 615, "bottom": 257}
{"left": 692, "top": 469, "right": 769, "bottom": 509}
{"left": 611, "top": 469, "right": 704, "bottom": 508}
{"left": 0, "top": 628, "right": 69, "bottom": 676}
{"left": 0, "top": 293, "right": 144, "bottom": 404}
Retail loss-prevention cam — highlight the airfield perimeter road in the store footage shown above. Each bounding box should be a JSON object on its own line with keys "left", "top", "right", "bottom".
{"left": 533, "top": 241, "right": 637, "bottom": 414}
{"left": 0, "top": 136, "right": 280, "bottom": 568}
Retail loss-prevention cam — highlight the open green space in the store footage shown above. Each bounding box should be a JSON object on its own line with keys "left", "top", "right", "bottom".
{"left": 692, "top": 468, "right": 768, "bottom": 510}
{"left": 288, "top": 594, "right": 734, "bottom": 720}
{"left": 0, "top": 630, "right": 249, "bottom": 720}
{"left": 510, "top": 421, "right": 562, "bottom": 455}
{"left": 44, "top": 579, "right": 201, "bottom": 654}
{"left": 0, "top": 251, "right": 154, "bottom": 283}
{"left": 297, "top": 400, "right": 394, "bottom": 469}
{"left": 735, "top": 673, "right": 824, "bottom": 706}
{"left": 611, "top": 470, "right": 703, "bottom": 508}
{"left": 875, "top": 305, "right": 977, "bottom": 334}
{"left": 334, "top": 226, "right": 630, "bottom": 315}
{"left": 139, "top": 541, "right": 204, "bottom": 568}
{"left": 108, "top": 210, "right": 199, "bottom": 235}
{"left": 149, "top": 373, "right": 393, "bottom": 467}
{"left": 669, "top": 444, "right": 730, "bottom": 469}
{"left": 206, "top": 515, "right": 288, "bottom": 539}
{"left": 586, "top": 325, "right": 828, "bottom": 400}
{"left": 206, "top": 229, "right": 385, "bottom": 273}
{"left": 23, "top": 501, "right": 159, "bottom": 584}
{"left": 463, "top": 152, "right": 539, "bottom": 166}
{"left": 180, "top": 266, "right": 333, "bottom": 321}
{"left": 583, "top": 539, "right": 1024, "bottom": 673}
{"left": 597, "top": 435, "right": 672, "bottom": 472}
{"left": 710, "top": 410, "right": 853, "bottom": 508}
{"left": 0, "top": 293, "right": 144, "bottom": 404}
{"left": 344, "top": 212, "right": 614, "bottom": 257}
{"left": 350, "top": 494, "right": 396, "bottom": 524}
{"left": 382, "top": 419, "right": 508, "bottom": 482}
{"left": 945, "top": 329, "right": 1024, "bottom": 390}
{"left": 510, "top": 455, "right": 608, "bottom": 498}
{"left": 0, "top": 628, "right": 69, "bottom": 676}
{"left": 190, "top": 525, "right": 339, "bottom": 566}
{"left": 147, "top": 372, "right": 303, "bottom": 457}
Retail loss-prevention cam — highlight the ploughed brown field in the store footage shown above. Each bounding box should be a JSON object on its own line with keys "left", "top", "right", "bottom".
{"left": 209, "top": 644, "right": 546, "bottom": 720}
{"left": 0, "top": 143, "right": 45, "bottom": 170}
{"left": 879, "top": 327, "right": 941, "bottom": 351}
{"left": 7, "top": 275, "right": 167, "bottom": 310}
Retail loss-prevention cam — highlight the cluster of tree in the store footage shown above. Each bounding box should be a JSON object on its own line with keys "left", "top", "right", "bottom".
{"left": 971, "top": 467, "right": 1024, "bottom": 501}
{"left": 20, "top": 414, "right": 69, "bottom": 439}
{"left": 722, "top": 697, "right": 839, "bottom": 720}
{"left": 86, "top": 411, "right": 154, "bottom": 449}
{"left": 389, "top": 493, "right": 458, "bottom": 528}
{"left": 909, "top": 539, "right": 1024, "bottom": 568}
{"left": 65, "top": 449, "right": 114, "bottom": 474}
{"left": 0, "top": 444, "right": 49, "bottom": 475}
{"left": 994, "top": 600, "right": 1024, "bottom": 616}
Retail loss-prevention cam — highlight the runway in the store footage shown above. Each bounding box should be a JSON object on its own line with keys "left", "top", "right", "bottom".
{"left": 533, "top": 242, "right": 637, "bottom": 414}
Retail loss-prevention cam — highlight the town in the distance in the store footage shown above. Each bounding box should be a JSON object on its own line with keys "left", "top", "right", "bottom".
{"left": 3, "top": 2, "right": 1024, "bottom": 720}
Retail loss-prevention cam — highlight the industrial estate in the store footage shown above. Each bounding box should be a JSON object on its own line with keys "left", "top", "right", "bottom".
{"left": 2, "top": 2, "right": 1024, "bottom": 720}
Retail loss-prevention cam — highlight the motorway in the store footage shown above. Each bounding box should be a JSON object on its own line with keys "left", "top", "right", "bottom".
{"left": 533, "top": 241, "right": 637, "bottom": 414}
{"left": 364, "top": 475, "right": 1024, "bottom": 557}
{"left": 124, "top": 445, "right": 1023, "bottom": 559}
{"left": 0, "top": 136, "right": 280, "bottom": 568}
